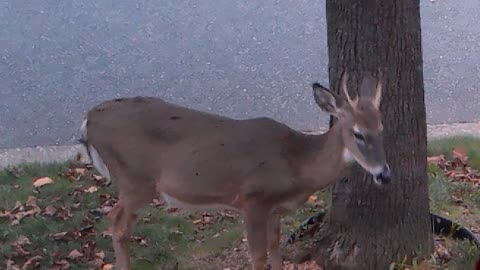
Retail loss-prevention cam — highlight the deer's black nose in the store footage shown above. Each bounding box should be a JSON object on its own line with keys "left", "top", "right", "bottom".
{"left": 374, "top": 164, "right": 391, "bottom": 185}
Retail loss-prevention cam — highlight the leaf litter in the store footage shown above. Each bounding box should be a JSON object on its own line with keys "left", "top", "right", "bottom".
{"left": 3, "top": 148, "right": 479, "bottom": 269}
{"left": 428, "top": 147, "right": 480, "bottom": 185}
{"left": 2, "top": 163, "right": 116, "bottom": 270}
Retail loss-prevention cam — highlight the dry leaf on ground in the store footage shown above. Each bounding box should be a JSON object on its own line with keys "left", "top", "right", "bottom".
{"left": 427, "top": 155, "right": 445, "bottom": 165}
{"left": 74, "top": 168, "right": 87, "bottom": 175}
{"left": 21, "top": 255, "right": 43, "bottom": 269}
{"left": 33, "top": 177, "right": 54, "bottom": 187}
{"left": 49, "top": 231, "right": 69, "bottom": 241}
{"left": 102, "top": 264, "right": 114, "bottom": 270}
{"left": 44, "top": 205, "right": 57, "bottom": 216}
{"left": 283, "top": 260, "right": 323, "bottom": 270}
{"left": 14, "top": 235, "right": 31, "bottom": 246}
{"left": 452, "top": 147, "right": 468, "bottom": 163}
{"left": 50, "top": 259, "right": 70, "bottom": 270}
{"left": 5, "top": 259, "right": 20, "bottom": 270}
{"left": 84, "top": 186, "right": 98, "bottom": 193}
{"left": 67, "top": 249, "right": 84, "bottom": 260}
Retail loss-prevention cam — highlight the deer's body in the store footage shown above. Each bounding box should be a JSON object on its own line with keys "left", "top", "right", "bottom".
{"left": 85, "top": 97, "right": 347, "bottom": 213}
{"left": 80, "top": 73, "right": 391, "bottom": 270}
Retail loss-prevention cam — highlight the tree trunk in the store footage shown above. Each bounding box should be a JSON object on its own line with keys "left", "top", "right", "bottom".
{"left": 312, "top": 1, "right": 433, "bottom": 269}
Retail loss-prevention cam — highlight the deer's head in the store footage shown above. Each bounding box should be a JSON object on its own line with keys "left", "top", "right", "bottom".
{"left": 312, "top": 71, "right": 391, "bottom": 185}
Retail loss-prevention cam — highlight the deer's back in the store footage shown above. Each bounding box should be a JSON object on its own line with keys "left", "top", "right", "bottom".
{"left": 85, "top": 96, "right": 303, "bottom": 204}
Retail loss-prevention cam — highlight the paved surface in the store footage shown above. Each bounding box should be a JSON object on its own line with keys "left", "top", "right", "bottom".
{"left": 0, "top": 0, "right": 479, "bottom": 149}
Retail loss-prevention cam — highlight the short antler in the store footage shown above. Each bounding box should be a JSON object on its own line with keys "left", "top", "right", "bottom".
{"left": 373, "top": 69, "right": 383, "bottom": 109}
{"left": 341, "top": 71, "right": 358, "bottom": 107}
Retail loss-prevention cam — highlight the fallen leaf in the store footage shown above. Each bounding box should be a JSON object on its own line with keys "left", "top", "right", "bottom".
{"left": 90, "top": 258, "right": 104, "bottom": 268}
{"left": 33, "top": 177, "right": 54, "bottom": 188}
{"left": 15, "top": 235, "right": 31, "bottom": 246}
{"left": 102, "top": 264, "right": 114, "bottom": 270}
{"left": 192, "top": 219, "right": 203, "bottom": 224}
{"left": 167, "top": 207, "right": 178, "bottom": 213}
{"left": 0, "top": 210, "right": 10, "bottom": 218}
{"left": 452, "top": 147, "right": 468, "bottom": 163}
{"left": 49, "top": 259, "right": 70, "bottom": 270}
{"left": 56, "top": 206, "right": 73, "bottom": 220}
{"left": 25, "top": 196, "right": 39, "bottom": 208}
{"left": 49, "top": 231, "right": 69, "bottom": 241}
{"left": 5, "top": 259, "right": 21, "bottom": 270}
{"left": 10, "top": 197, "right": 42, "bottom": 225}
{"left": 150, "top": 198, "right": 164, "bottom": 207}
{"left": 427, "top": 155, "right": 445, "bottom": 164}
{"left": 84, "top": 186, "right": 98, "bottom": 193}
{"left": 11, "top": 242, "right": 30, "bottom": 256}
{"left": 93, "top": 174, "right": 104, "bottom": 181}
{"left": 435, "top": 244, "right": 452, "bottom": 261}
{"left": 44, "top": 205, "right": 57, "bottom": 216}
{"left": 95, "top": 251, "right": 105, "bottom": 260}
{"left": 101, "top": 229, "right": 113, "bottom": 238}
{"left": 307, "top": 195, "right": 318, "bottom": 204}
{"left": 203, "top": 216, "right": 212, "bottom": 223}
{"left": 451, "top": 195, "right": 464, "bottom": 204}
{"left": 21, "top": 255, "right": 43, "bottom": 270}
{"left": 283, "top": 260, "right": 323, "bottom": 270}
{"left": 67, "top": 249, "right": 84, "bottom": 260}
{"left": 12, "top": 201, "right": 24, "bottom": 212}
{"left": 81, "top": 240, "right": 96, "bottom": 260}
{"left": 74, "top": 168, "right": 87, "bottom": 175}
{"left": 71, "top": 203, "right": 81, "bottom": 209}
{"left": 219, "top": 211, "right": 236, "bottom": 219}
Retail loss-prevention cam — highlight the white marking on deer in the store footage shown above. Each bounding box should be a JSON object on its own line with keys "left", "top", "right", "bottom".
{"left": 80, "top": 119, "right": 88, "bottom": 139}
{"left": 343, "top": 148, "right": 355, "bottom": 163}
{"left": 88, "top": 144, "right": 112, "bottom": 185}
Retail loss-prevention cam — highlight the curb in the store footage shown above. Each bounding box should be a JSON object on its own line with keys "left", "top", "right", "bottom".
{"left": 1, "top": 121, "right": 479, "bottom": 169}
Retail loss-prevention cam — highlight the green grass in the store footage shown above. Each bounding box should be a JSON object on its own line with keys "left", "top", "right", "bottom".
{"left": 447, "top": 239, "right": 480, "bottom": 270}
{"left": 428, "top": 173, "right": 458, "bottom": 217}
{"left": 0, "top": 162, "right": 197, "bottom": 269}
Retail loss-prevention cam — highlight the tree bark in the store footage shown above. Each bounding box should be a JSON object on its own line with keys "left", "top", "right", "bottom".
{"left": 312, "top": 1, "right": 433, "bottom": 269}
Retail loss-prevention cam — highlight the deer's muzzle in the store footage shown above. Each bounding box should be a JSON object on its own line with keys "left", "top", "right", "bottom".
{"left": 373, "top": 164, "right": 391, "bottom": 185}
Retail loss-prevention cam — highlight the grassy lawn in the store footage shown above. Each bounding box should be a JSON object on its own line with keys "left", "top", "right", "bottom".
{"left": 1, "top": 137, "right": 479, "bottom": 269}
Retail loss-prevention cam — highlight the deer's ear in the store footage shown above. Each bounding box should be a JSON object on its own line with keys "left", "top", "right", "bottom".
{"left": 312, "top": 83, "right": 344, "bottom": 116}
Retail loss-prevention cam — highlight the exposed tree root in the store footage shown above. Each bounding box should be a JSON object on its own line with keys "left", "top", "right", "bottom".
{"left": 285, "top": 210, "right": 480, "bottom": 269}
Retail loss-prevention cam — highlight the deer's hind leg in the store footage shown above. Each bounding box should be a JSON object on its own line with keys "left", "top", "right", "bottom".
{"left": 267, "top": 213, "right": 282, "bottom": 270}
{"left": 244, "top": 204, "right": 269, "bottom": 270}
{"left": 108, "top": 175, "right": 156, "bottom": 270}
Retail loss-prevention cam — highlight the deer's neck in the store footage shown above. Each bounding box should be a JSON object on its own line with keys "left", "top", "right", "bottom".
{"left": 295, "top": 125, "right": 350, "bottom": 189}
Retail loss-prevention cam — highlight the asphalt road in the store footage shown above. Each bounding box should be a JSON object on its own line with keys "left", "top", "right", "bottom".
{"left": 1, "top": 0, "right": 479, "bottom": 149}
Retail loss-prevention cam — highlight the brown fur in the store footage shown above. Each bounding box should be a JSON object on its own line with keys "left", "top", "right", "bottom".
{"left": 81, "top": 74, "right": 386, "bottom": 270}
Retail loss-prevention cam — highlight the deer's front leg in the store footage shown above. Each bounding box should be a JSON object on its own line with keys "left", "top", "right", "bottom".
{"left": 244, "top": 205, "right": 269, "bottom": 270}
{"left": 267, "top": 213, "right": 282, "bottom": 270}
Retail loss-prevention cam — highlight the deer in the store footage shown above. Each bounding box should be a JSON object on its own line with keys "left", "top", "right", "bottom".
{"left": 79, "top": 71, "right": 391, "bottom": 270}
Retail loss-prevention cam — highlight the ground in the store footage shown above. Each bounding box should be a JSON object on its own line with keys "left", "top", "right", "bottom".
{"left": 1, "top": 137, "right": 479, "bottom": 270}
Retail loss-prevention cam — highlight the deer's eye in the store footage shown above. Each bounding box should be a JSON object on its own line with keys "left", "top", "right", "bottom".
{"left": 353, "top": 131, "right": 365, "bottom": 142}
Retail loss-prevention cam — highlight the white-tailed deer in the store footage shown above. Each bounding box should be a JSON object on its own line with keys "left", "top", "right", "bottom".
{"left": 79, "top": 72, "right": 391, "bottom": 270}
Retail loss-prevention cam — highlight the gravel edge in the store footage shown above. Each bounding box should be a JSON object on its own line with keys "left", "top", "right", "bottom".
{"left": 1, "top": 121, "right": 479, "bottom": 169}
